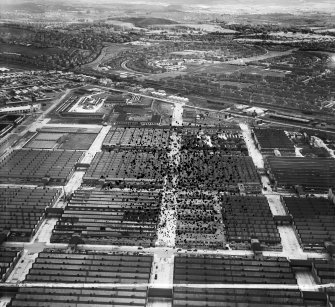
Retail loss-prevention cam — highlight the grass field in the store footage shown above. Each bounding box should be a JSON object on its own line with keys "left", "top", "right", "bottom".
{"left": 186, "top": 62, "right": 287, "bottom": 77}
{"left": 121, "top": 17, "right": 177, "bottom": 28}
{"left": 60, "top": 133, "right": 97, "bottom": 150}
{"left": 186, "top": 63, "right": 245, "bottom": 74}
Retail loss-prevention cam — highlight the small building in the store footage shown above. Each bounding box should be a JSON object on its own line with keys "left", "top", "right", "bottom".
{"left": 0, "top": 103, "right": 41, "bottom": 114}
{"left": 244, "top": 107, "right": 266, "bottom": 116}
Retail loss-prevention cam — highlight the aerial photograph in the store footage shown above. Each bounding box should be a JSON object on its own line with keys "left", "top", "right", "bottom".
{"left": 0, "top": 0, "right": 334, "bottom": 306}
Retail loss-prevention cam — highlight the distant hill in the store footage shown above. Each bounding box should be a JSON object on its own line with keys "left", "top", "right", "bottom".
{"left": 120, "top": 17, "right": 178, "bottom": 28}
{"left": 0, "top": 1, "right": 76, "bottom": 13}
{"left": 165, "top": 4, "right": 184, "bottom": 12}
{"left": 162, "top": 0, "right": 334, "bottom": 5}
{"left": 0, "top": 1, "right": 46, "bottom": 13}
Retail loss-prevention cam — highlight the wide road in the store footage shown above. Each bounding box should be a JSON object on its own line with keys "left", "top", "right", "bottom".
{"left": 1, "top": 281, "right": 333, "bottom": 290}
{"left": 3, "top": 240, "right": 328, "bottom": 260}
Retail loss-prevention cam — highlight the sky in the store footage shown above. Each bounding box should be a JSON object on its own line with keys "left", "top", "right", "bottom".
{"left": 0, "top": 0, "right": 333, "bottom": 5}
{"left": 85, "top": 0, "right": 335, "bottom": 12}
{"left": 1, "top": 0, "right": 334, "bottom": 13}
{"left": 80, "top": 0, "right": 334, "bottom": 5}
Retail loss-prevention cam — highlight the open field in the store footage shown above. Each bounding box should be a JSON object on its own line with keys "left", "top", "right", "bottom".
{"left": 24, "top": 126, "right": 100, "bottom": 150}
{"left": 60, "top": 133, "right": 97, "bottom": 150}
{"left": 186, "top": 48, "right": 298, "bottom": 74}
{"left": 121, "top": 17, "right": 177, "bottom": 28}
{"left": 25, "top": 132, "right": 98, "bottom": 150}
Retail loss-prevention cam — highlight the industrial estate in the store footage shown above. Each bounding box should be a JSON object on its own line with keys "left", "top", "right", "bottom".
{"left": 0, "top": 0, "right": 335, "bottom": 306}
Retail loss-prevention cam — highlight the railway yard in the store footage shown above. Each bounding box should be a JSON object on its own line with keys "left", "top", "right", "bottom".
{"left": 0, "top": 83, "right": 334, "bottom": 307}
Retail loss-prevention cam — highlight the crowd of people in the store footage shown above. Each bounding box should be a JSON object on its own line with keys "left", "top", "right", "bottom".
{"left": 79, "top": 126, "right": 266, "bottom": 249}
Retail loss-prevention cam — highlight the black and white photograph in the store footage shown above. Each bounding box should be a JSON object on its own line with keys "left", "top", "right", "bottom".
{"left": 0, "top": 0, "right": 334, "bottom": 306}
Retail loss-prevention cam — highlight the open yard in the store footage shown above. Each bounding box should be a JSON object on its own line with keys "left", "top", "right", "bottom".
{"left": 25, "top": 131, "right": 98, "bottom": 150}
